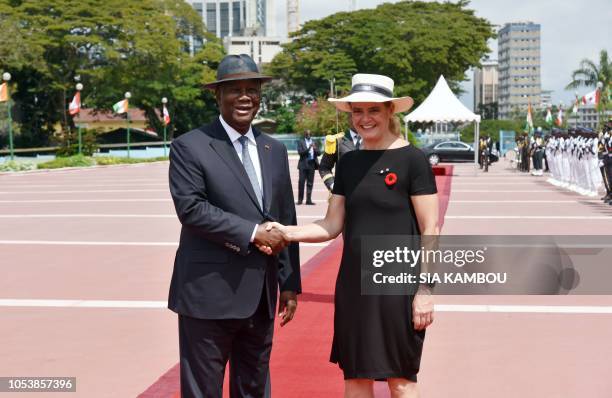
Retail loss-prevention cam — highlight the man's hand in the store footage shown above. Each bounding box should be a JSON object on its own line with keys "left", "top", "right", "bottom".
{"left": 254, "top": 222, "right": 288, "bottom": 255}
{"left": 278, "top": 291, "right": 298, "bottom": 326}
{"left": 412, "top": 287, "right": 434, "bottom": 331}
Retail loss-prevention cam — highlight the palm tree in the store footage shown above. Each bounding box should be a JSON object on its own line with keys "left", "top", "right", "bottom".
{"left": 566, "top": 50, "right": 611, "bottom": 119}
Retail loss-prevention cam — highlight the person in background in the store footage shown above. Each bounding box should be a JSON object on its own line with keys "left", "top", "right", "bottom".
{"left": 296, "top": 129, "right": 320, "bottom": 205}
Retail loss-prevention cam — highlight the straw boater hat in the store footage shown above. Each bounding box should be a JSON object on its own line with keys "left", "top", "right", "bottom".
{"left": 204, "top": 54, "right": 272, "bottom": 89}
{"left": 328, "top": 74, "right": 414, "bottom": 113}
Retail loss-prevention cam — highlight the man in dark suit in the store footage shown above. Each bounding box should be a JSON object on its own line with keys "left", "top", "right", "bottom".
{"left": 296, "top": 129, "right": 320, "bottom": 205}
{"left": 318, "top": 117, "right": 360, "bottom": 192}
{"left": 168, "top": 54, "right": 301, "bottom": 398}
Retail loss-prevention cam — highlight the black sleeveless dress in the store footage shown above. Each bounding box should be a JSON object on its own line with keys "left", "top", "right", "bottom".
{"left": 330, "top": 145, "right": 437, "bottom": 381}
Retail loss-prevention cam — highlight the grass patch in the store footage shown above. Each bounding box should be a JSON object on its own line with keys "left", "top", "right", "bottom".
{"left": 37, "top": 155, "right": 96, "bottom": 169}
{"left": 36, "top": 155, "right": 169, "bottom": 169}
{"left": 94, "top": 156, "right": 168, "bottom": 165}
{"left": 0, "top": 160, "right": 37, "bottom": 172}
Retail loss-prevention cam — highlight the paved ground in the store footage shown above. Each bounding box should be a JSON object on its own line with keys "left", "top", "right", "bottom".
{"left": 1, "top": 157, "right": 611, "bottom": 397}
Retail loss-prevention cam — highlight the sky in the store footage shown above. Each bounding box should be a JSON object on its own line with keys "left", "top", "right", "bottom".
{"left": 272, "top": 0, "right": 611, "bottom": 111}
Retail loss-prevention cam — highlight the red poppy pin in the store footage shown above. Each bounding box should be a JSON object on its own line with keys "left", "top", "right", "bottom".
{"left": 379, "top": 168, "right": 397, "bottom": 188}
{"left": 385, "top": 172, "right": 398, "bottom": 187}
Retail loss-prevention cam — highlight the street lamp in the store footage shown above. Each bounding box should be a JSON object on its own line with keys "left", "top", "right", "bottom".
{"left": 2, "top": 72, "right": 13, "bottom": 160}
{"left": 125, "top": 91, "right": 132, "bottom": 158}
{"left": 162, "top": 97, "right": 168, "bottom": 157}
{"left": 75, "top": 82, "right": 84, "bottom": 154}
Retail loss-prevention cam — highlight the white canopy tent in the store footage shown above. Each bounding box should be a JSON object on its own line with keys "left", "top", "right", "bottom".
{"left": 403, "top": 75, "right": 481, "bottom": 164}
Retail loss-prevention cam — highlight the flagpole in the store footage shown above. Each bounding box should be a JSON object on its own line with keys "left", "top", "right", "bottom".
{"left": 75, "top": 82, "right": 83, "bottom": 155}
{"left": 162, "top": 97, "right": 168, "bottom": 157}
{"left": 2, "top": 73, "right": 14, "bottom": 161}
{"left": 125, "top": 91, "right": 131, "bottom": 158}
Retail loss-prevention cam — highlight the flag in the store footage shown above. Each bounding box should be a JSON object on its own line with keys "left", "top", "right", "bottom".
{"left": 555, "top": 105, "right": 563, "bottom": 127}
{"left": 69, "top": 92, "right": 81, "bottom": 116}
{"left": 525, "top": 101, "right": 534, "bottom": 133}
{"left": 113, "top": 99, "right": 128, "bottom": 114}
{"left": 0, "top": 83, "right": 8, "bottom": 102}
{"left": 545, "top": 107, "right": 553, "bottom": 125}
{"left": 581, "top": 88, "right": 600, "bottom": 106}
{"left": 573, "top": 93, "right": 580, "bottom": 114}
{"left": 162, "top": 104, "right": 170, "bottom": 126}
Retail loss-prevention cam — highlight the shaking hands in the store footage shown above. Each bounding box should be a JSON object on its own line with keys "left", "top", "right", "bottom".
{"left": 253, "top": 222, "right": 290, "bottom": 255}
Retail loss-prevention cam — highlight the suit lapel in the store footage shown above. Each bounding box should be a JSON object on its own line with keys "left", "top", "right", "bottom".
{"left": 207, "top": 118, "right": 263, "bottom": 214}
{"left": 255, "top": 129, "right": 273, "bottom": 215}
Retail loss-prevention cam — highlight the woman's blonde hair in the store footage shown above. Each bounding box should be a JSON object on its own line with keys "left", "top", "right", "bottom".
{"left": 385, "top": 102, "right": 402, "bottom": 137}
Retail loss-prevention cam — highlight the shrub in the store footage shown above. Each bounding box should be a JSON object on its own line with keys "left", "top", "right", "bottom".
{"left": 0, "top": 160, "right": 37, "bottom": 172}
{"left": 37, "top": 155, "right": 95, "bottom": 169}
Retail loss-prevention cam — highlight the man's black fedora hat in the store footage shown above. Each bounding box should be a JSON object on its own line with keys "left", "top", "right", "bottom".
{"left": 205, "top": 54, "right": 272, "bottom": 89}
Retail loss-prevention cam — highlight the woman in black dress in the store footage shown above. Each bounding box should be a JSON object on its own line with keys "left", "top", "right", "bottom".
{"left": 265, "top": 74, "right": 439, "bottom": 398}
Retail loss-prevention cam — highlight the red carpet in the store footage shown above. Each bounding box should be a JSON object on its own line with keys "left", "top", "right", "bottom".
{"left": 139, "top": 172, "right": 453, "bottom": 398}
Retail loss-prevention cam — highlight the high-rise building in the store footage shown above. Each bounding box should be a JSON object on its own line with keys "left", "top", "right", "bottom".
{"left": 287, "top": 0, "right": 299, "bottom": 34}
{"left": 186, "top": 0, "right": 276, "bottom": 39}
{"left": 224, "top": 36, "right": 288, "bottom": 65}
{"left": 473, "top": 60, "right": 499, "bottom": 113}
{"left": 540, "top": 89, "right": 553, "bottom": 109}
{"left": 497, "top": 22, "right": 541, "bottom": 119}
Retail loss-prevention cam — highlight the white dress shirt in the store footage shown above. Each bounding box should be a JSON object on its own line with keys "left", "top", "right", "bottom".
{"left": 350, "top": 130, "right": 361, "bottom": 147}
{"left": 305, "top": 137, "right": 314, "bottom": 159}
{"left": 219, "top": 115, "right": 262, "bottom": 242}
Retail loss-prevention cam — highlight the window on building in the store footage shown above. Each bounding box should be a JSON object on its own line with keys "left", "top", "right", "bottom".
{"left": 220, "top": 2, "right": 229, "bottom": 37}
{"left": 206, "top": 3, "right": 216, "bottom": 33}
{"left": 232, "top": 1, "right": 241, "bottom": 35}
{"left": 193, "top": 2, "right": 203, "bottom": 16}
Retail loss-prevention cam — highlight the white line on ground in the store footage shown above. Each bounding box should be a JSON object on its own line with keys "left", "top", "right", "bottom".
{"left": 1, "top": 299, "right": 610, "bottom": 313}
{"left": 0, "top": 183, "right": 167, "bottom": 188}
{"left": 450, "top": 200, "right": 594, "bottom": 203}
{"left": 451, "top": 182, "right": 550, "bottom": 185}
{"left": 0, "top": 240, "right": 329, "bottom": 247}
{"left": 0, "top": 214, "right": 326, "bottom": 219}
{"left": 0, "top": 189, "right": 167, "bottom": 194}
{"left": 0, "top": 179, "right": 166, "bottom": 183}
{"left": 0, "top": 199, "right": 172, "bottom": 203}
{"left": 0, "top": 214, "right": 176, "bottom": 218}
{"left": 435, "top": 304, "right": 612, "bottom": 314}
{"left": 445, "top": 215, "right": 612, "bottom": 220}
{"left": 452, "top": 190, "right": 575, "bottom": 193}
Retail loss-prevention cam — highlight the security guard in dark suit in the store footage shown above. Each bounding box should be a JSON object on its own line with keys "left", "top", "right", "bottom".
{"left": 319, "top": 122, "right": 361, "bottom": 192}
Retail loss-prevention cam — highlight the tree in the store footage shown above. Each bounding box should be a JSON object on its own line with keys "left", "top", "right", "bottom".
{"left": 0, "top": 0, "right": 224, "bottom": 147}
{"left": 296, "top": 98, "right": 349, "bottom": 136}
{"left": 566, "top": 49, "right": 611, "bottom": 123}
{"left": 268, "top": 1, "right": 495, "bottom": 102}
{"left": 477, "top": 102, "right": 498, "bottom": 120}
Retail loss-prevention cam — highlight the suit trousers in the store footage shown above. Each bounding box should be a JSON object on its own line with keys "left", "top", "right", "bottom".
{"left": 178, "top": 291, "right": 273, "bottom": 398}
{"left": 297, "top": 164, "right": 316, "bottom": 203}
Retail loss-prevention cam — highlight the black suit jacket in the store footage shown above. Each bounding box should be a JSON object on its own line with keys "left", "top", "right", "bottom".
{"left": 296, "top": 138, "right": 320, "bottom": 170}
{"left": 168, "top": 117, "right": 301, "bottom": 320}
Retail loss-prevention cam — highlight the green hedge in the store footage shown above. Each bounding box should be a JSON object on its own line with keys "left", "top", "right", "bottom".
{"left": 37, "top": 155, "right": 96, "bottom": 169}
{"left": 94, "top": 156, "right": 168, "bottom": 165}
{"left": 0, "top": 161, "right": 37, "bottom": 172}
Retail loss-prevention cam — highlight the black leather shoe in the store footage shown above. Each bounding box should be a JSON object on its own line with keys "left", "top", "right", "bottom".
{"left": 296, "top": 201, "right": 303, "bottom": 205}
{"left": 306, "top": 201, "right": 315, "bottom": 205}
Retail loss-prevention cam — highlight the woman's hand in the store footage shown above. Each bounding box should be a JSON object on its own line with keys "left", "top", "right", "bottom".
{"left": 265, "top": 222, "right": 290, "bottom": 239}
{"left": 412, "top": 288, "right": 434, "bottom": 330}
